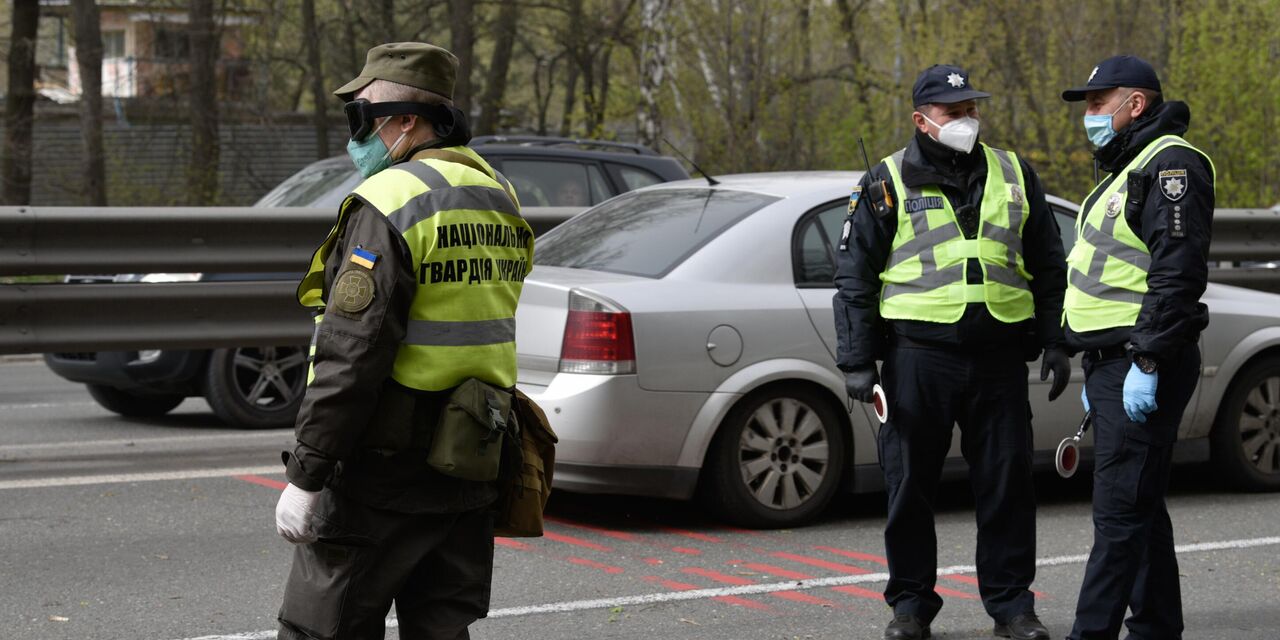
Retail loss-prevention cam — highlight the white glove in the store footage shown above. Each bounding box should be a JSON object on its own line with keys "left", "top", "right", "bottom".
{"left": 275, "top": 483, "right": 322, "bottom": 544}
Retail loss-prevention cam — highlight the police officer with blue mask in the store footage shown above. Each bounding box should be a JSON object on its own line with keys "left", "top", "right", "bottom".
{"left": 834, "top": 64, "right": 1067, "bottom": 640}
{"left": 1060, "top": 55, "right": 1216, "bottom": 640}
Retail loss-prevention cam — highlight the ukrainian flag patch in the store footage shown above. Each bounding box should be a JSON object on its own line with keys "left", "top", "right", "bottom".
{"left": 349, "top": 246, "right": 378, "bottom": 269}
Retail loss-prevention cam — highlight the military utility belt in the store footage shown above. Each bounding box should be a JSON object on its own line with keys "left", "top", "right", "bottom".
{"left": 427, "top": 378, "right": 514, "bottom": 482}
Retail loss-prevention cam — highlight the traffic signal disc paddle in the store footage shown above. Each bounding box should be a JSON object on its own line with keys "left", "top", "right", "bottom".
{"left": 872, "top": 383, "right": 888, "bottom": 424}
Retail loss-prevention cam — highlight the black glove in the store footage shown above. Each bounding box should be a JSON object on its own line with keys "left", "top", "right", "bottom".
{"left": 1040, "top": 346, "right": 1071, "bottom": 401}
{"left": 844, "top": 366, "right": 879, "bottom": 403}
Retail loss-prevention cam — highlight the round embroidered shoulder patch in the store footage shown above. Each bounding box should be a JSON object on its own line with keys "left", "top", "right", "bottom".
{"left": 333, "top": 269, "right": 375, "bottom": 313}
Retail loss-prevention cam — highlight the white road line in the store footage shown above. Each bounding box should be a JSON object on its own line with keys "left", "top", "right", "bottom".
{"left": 0, "top": 430, "right": 291, "bottom": 453}
{"left": 0, "top": 466, "right": 282, "bottom": 490}
{"left": 173, "top": 535, "right": 1280, "bottom": 640}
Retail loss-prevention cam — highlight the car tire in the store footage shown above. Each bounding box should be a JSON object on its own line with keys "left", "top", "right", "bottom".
{"left": 202, "top": 345, "right": 307, "bottom": 429}
{"left": 86, "top": 384, "right": 184, "bottom": 417}
{"left": 1211, "top": 355, "right": 1280, "bottom": 491}
{"left": 702, "top": 386, "right": 848, "bottom": 528}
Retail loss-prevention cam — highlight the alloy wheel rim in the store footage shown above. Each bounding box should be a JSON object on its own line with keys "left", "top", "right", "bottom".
{"left": 738, "top": 398, "right": 830, "bottom": 511}
{"left": 1238, "top": 375, "right": 1280, "bottom": 475}
{"left": 232, "top": 346, "right": 307, "bottom": 410}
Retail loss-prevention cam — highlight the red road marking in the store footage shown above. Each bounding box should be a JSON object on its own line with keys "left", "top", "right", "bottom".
{"left": 542, "top": 530, "right": 613, "bottom": 552}
{"left": 495, "top": 538, "right": 531, "bottom": 550}
{"left": 812, "top": 547, "right": 988, "bottom": 600}
{"left": 659, "top": 527, "right": 725, "bottom": 544}
{"left": 681, "top": 567, "right": 837, "bottom": 607}
{"left": 769, "top": 551, "right": 872, "bottom": 575}
{"left": 813, "top": 546, "right": 889, "bottom": 565}
{"left": 935, "top": 586, "right": 981, "bottom": 600}
{"left": 550, "top": 516, "right": 706, "bottom": 555}
{"left": 234, "top": 474, "right": 286, "bottom": 490}
{"left": 643, "top": 557, "right": 664, "bottom": 566}
{"left": 545, "top": 516, "right": 643, "bottom": 543}
{"left": 641, "top": 576, "right": 770, "bottom": 611}
{"left": 568, "top": 557, "right": 625, "bottom": 574}
{"left": 732, "top": 561, "right": 814, "bottom": 581}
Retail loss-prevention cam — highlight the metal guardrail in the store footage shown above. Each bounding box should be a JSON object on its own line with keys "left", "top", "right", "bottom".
{"left": 0, "top": 206, "right": 1276, "bottom": 354}
{"left": 0, "top": 206, "right": 581, "bottom": 276}
{"left": 0, "top": 280, "right": 310, "bottom": 353}
{"left": 1206, "top": 209, "right": 1280, "bottom": 261}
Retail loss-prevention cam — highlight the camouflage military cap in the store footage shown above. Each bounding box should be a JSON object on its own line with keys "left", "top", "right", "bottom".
{"left": 334, "top": 42, "right": 458, "bottom": 102}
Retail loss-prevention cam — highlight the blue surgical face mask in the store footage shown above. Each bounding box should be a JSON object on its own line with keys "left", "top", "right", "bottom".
{"left": 346, "top": 119, "right": 408, "bottom": 178}
{"left": 1083, "top": 92, "right": 1136, "bottom": 148}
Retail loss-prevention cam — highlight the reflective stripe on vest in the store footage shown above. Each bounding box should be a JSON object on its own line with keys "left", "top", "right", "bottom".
{"left": 879, "top": 143, "right": 1034, "bottom": 324}
{"left": 296, "top": 146, "right": 534, "bottom": 392}
{"left": 1063, "top": 134, "right": 1215, "bottom": 332}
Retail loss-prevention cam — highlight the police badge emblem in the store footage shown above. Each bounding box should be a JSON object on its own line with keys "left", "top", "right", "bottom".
{"left": 1105, "top": 193, "right": 1123, "bottom": 217}
{"left": 333, "top": 269, "right": 375, "bottom": 313}
{"left": 1159, "top": 169, "right": 1188, "bottom": 202}
{"left": 1009, "top": 184, "right": 1024, "bottom": 206}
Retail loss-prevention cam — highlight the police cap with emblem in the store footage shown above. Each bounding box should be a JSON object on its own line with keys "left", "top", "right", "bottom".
{"left": 1061, "top": 55, "right": 1162, "bottom": 102}
{"left": 334, "top": 42, "right": 458, "bottom": 102}
{"left": 912, "top": 64, "right": 990, "bottom": 106}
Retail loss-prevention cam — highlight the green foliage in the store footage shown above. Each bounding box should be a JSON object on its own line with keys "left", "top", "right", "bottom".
{"left": 1168, "top": 0, "right": 1280, "bottom": 207}
{"left": 44, "top": 0, "right": 1274, "bottom": 207}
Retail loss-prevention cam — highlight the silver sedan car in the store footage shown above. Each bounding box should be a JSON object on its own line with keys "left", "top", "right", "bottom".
{"left": 515, "top": 172, "right": 1280, "bottom": 527}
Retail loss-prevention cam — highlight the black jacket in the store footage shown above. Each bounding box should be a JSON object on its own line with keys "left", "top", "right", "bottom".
{"left": 1063, "top": 101, "right": 1215, "bottom": 364}
{"left": 283, "top": 155, "right": 504, "bottom": 514}
{"left": 832, "top": 131, "right": 1067, "bottom": 371}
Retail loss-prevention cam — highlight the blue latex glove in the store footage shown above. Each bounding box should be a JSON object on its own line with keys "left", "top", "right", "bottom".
{"left": 1122, "top": 363, "right": 1159, "bottom": 423}
{"left": 1081, "top": 385, "right": 1090, "bottom": 413}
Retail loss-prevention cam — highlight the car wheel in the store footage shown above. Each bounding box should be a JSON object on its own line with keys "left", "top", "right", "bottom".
{"left": 703, "top": 386, "right": 848, "bottom": 528}
{"left": 1211, "top": 356, "right": 1280, "bottom": 491}
{"left": 86, "top": 384, "right": 184, "bottom": 417}
{"left": 203, "top": 345, "right": 307, "bottom": 429}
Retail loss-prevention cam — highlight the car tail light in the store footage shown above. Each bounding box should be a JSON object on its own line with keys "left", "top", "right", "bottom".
{"left": 559, "top": 290, "right": 636, "bottom": 374}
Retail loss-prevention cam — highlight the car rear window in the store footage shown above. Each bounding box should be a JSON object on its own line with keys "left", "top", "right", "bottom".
{"left": 534, "top": 188, "right": 779, "bottom": 278}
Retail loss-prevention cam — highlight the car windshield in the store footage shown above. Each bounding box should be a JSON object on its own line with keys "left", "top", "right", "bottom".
{"left": 534, "top": 188, "right": 779, "bottom": 278}
{"left": 255, "top": 160, "right": 358, "bottom": 207}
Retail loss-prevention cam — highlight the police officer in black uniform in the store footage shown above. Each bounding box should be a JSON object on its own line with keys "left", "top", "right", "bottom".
{"left": 1061, "top": 55, "right": 1216, "bottom": 640}
{"left": 834, "top": 65, "right": 1068, "bottom": 640}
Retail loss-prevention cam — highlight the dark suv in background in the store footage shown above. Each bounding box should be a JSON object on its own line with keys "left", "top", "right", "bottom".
{"left": 256, "top": 136, "right": 689, "bottom": 224}
{"left": 44, "top": 137, "right": 690, "bottom": 428}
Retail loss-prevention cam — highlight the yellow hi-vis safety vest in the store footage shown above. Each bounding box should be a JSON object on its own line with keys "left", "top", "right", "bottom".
{"left": 878, "top": 143, "right": 1035, "bottom": 324}
{"left": 297, "top": 146, "right": 534, "bottom": 391}
{"left": 1063, "top": 134, "right": 1214, "bottom": 332}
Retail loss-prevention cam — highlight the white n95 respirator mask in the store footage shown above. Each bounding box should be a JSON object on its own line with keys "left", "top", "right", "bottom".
{"left": 921, "top": 114, "right": 980, "bottom": 154}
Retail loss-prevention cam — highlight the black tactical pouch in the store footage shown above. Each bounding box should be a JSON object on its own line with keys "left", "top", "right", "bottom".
{"left": 426, "top": 378, "right": 512, "bottom": 482}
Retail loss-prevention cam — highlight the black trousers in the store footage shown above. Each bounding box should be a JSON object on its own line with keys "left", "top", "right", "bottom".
{"left": 1069, "top": 343, "right": 1200, "bottom": 640}
{"left": 278, "top": 489, "right": 495, "bottom": 640}
{"left": 878, "top": 345, "right": 1037, "bottom": 624}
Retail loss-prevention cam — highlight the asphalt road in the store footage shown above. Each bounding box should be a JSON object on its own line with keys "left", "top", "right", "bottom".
{"left": 2, "top": 358, "right": 1279, "bottom": 640}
